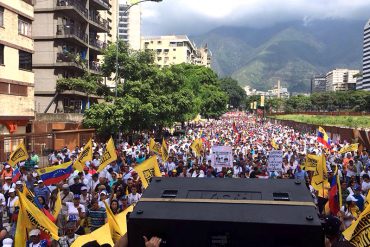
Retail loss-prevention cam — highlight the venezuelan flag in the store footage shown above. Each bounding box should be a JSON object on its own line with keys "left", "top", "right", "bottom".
{"left": 36, "top": 161, "right": 73, "bottom": 185}
{"left": 317, "top": 126, "right": 331, "bottom": 149}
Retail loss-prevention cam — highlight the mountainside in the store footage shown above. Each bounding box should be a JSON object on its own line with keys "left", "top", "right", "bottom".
{"left": 192, "top": 20, "right": 365, "bottom": 92}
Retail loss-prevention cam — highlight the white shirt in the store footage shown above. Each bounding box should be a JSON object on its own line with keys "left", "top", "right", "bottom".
{"left": 7, "top": 196, "right": 19, "bottom": 214}
{"left": 2, "top": 183, "right": 15, "bottom": 192}
{"left": 128, "top": 193, "right": 141, "bottom": 205}
{"left": 362, "top": 181, "right": 370, "bottom": 193}
{"left": 65, "top": 202, "right": 85, "bottom": 220}
{"left": 0, "top": 193, "right": 5, "bottom": 213}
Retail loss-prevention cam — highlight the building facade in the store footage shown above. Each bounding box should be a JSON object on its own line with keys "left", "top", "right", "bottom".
{"left": 141, "top": 35, "right": 212, "bottom": 68}
{"left": 0, "top": 0, "right": 34, "bottom": 136}
{"left": 362, "top": 19, "right": 370, "bottom": 91}
{"left": 33, "top": 0, "right": 111, "bottom": 114}
{"left": 311, "top": 75, "right": 327, "bottom": 93}
{"left": 326, "top": 69, "right": 359, "bottom": 92}
{"left": 118, "top": 3, "right": 141, "bottom": 50}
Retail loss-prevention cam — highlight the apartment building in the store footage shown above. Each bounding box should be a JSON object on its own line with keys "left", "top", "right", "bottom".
{"left": 311, "top": 75, "right": 327, "bottom": 93}
{"left": 118, "top": 3, "right": 141, "bottom": 50}
{"left": 33, "top": 0, "right": 111, "bottom": 113}
{"left": 0, "top": 0, "right": 34, "bottom": 136}
{"left": 141, "top": 35, "right": 212, "bottom": 68}
{"left": 361, "top": 19, "right": 370, "bottom": 91}
{"left": 326, "top": 69, "right": 359, "bottom": 92}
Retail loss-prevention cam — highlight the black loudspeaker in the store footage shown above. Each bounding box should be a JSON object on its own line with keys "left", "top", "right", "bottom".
{"left": 127, "top": 178, "right": 324, "bottom": 247}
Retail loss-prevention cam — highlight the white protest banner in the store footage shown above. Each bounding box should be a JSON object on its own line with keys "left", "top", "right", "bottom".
{"left": 211, "top": 146, "right": 233, "bottom": 170}
{"left": 267, "top": 150, "right": 283, "bottom": 172}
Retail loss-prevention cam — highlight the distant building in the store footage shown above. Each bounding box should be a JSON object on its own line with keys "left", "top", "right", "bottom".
{"left": 118, "top": 3, "right": 141, "bottom": 50}
{"left": 0, "top": 0, "right": 34, "bottom": 136}
{"left": 362, "top": 19, "right": 370, "bottom": 91}
{"left": 311, "top": 75, "right": 326, "bottom": 93}
{"left": 141, "top": 35, "right": 212, "bottom": 68}
{"left": 326, "top": 69, "right": 359, "bottom": 91}
{"left": 356, "top": 74, "right": 363, "bottom": 90}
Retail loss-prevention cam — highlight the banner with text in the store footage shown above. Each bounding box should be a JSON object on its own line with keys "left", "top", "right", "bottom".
{"left": 267, "top": 150, "right": 283, "bottom": 172}
{"left": 211, "top": 146, "right": 233, "bottom": 170}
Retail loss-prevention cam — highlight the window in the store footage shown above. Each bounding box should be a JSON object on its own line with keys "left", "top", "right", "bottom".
{"left": 10, "top": 84, "right": 27, "bottom": 96}
{"left": 18, "top": 16, "right": 32, "bottom": 36}
{"left": 157, "top": 41, "right": 162, "bottom": 45}
{"left": 0, "top": 7, "right": 3, "bottom": 27}
{"left": 0, "top": 82, "right": 8, "bottom": 94}
{"left": 19, "top": 50, "right": 32, "bottom": 71}
{"left": 0, "top": 44, "right": 4, "bottom": 64}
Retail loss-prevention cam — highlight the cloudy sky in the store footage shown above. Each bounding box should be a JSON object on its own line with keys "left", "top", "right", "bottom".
{"left": 137, "top": 0, "right": 370, "bottom": 35}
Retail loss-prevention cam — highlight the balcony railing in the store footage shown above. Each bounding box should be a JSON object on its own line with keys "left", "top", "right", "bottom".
{"left": 56, "top": 52, "right": 88, "bottom": 69}
{"left": 56, "top": 25, "right": 88, "bottom": 44}
{"left": 89, "top": 61, "right": 101, "bottom": 73}
{"left": 89, "top": 38, "right": 107, "bottom": 50}
{"left": 56, "top": 0, "right": 88, "bottom": 18}
{"left": 91, "top": 0, "right": 109, "bottom": 9}
{"left": 89, "top": 14, "right": 109, "bottom": 30}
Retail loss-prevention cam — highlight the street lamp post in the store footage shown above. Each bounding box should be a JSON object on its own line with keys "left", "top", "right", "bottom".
{"left": 115, "top": 0, "right": 162, "bottom": 98}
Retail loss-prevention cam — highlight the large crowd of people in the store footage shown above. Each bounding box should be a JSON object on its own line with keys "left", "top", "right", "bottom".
{"left": 0, "top": 112, "right": 369, "bottom": 246}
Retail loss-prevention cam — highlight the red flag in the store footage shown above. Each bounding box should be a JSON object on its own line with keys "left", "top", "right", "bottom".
{"left": 328, "top": 183, "right": 339, "bottom": 215}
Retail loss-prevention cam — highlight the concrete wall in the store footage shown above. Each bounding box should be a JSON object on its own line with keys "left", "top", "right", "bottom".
{"left": 33, "top": 12, "right": 55, "bottom": 37}
{"left": 0, "top": 87, "right": 35, "bottom": 117}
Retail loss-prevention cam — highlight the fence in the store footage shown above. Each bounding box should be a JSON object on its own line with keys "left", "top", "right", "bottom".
{"left": 267, "top": 118, "right": 370, "bottom": 149}
{"left": 0, "top": 129, "right": 95, "bottom": 166}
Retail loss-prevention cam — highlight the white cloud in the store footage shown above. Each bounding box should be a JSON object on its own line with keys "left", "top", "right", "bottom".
{"left": 140, "top": 0, "right": 370, "bottom": 35}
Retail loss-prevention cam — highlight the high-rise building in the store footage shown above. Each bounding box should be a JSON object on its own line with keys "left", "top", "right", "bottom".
{"left": 311, "top": 75, "right": 326, "bottom": 93}
{"left": 0, "top": 0, "right": 34, "bottom": 136}
{"left": 141, "top": 35, "right": 212, "bottom": 68}
{"left": 326, "top": 69, "right": 359, "bottom": 92}
{"left": 361, "top": 19, "right": 370, "bottom": 91}
{"left": 118, "top": 3, "right": 141, "bottom": 50}
{"left": 33, "top": 0, "right": 111, "bottom": 113}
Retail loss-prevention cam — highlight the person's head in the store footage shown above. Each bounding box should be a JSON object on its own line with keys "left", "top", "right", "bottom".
{"left": 99, "top": 176, "right": 106, "bottom": 184}
{"left": 81, "top": 186, "right": 87, "bottom": 195}
{"left": 74, "top": 176, "right": 80, "bottom": 184}
{"left": 16, "top": 181, "right": 23, "bottom": 189}
{"left": 5, "top": 177, "right": 11, "bottom": 184}
{"left": 110, "top": 199, "right": 119, "bottom": 210}
{"left": 112, "top": 172, "right": 117, "bottom": 180}
{"left": 65, "top": 221, "right": 77, "bottom": 238}
{"left": 29, "top": 229, "right": 41, "bottom": 244}
{"left": 90, "top": 199, "right": 99, "bottom": 210}
{"left": 38, "top": 196, "right": 46, "bottom": 206}
{"left": 131, "top": 186, "right": 137, "bottom": 194}
{"left": 127, "top": 178, "right": 134, "bottom": 187}
{"left": 38, "top": 180, "right": 44, "bottom": 188}
{"left": 62, "top": 183, "right": 69, "bottom": 193}
{"left": 5, "top": 164, "right": 11, "bottom": 172}
{"left": 73, "top": 194, "right": 80, "bottom": 206}
{"left": 100, "top": 191, "right": 107, "bottom": 200}
{"left": 346, "top": 195, "right": 358, "bottom": 207}
{"left": 92, "top": 173, "right": 99, "bottom": 181}
{"left": 353, "top": 185, "right": 362, "bottom": 195}
{"left": 83, "top": 166, "right": 89, "bottom": 174}
{"left": 8, "top": 188, "right": 16, "bottom": 198}
{"left": 363, "top": 174, "right": 370, "bottom": 182}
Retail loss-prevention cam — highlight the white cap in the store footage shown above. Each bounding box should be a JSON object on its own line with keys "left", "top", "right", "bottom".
{"left": 16, "top": 181, "right": 22, "bottom": 185}
{"left": 29, "top": 229, "right": 41, "bottom": 237}
{"left": 100, "top": 190, "right": 107, "bottom": 195}
{"left": 2, "top": 238, "right": 13, "bottom": 247}
{"left": 8, "top": 188, "right": 15, "bottom": 193}
{"left": 5, "top": 165, "right": 10, "bottom": 169}
{"left": 346, "top": 195, "right": 358, "bottom": 202}
{"left": 32, "top": 172, "right": 38, "bottom": 177}
{"left": 81, "top": 186, "right": 87, "bottom": 191}
{"left": 4, "top": 176, "right": 11, "bottom": 180}
{"left": 34, "top": 165, "right": 39, "bottom": 168}
{"left": 38, "top": 180, "right": 43, "bottom": 184}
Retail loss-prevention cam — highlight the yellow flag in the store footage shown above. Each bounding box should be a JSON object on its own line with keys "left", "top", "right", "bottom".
{"left": 311, "top": 154, "right": 328, "bottom": 192}
{"left": 271, "top": 139, "right": 279, "bottom": 150}
{"left": 338, "top": 143, "right": 359, "bottom": 154}
{"left": 260, "top": 95, "right": 265, "bottom": 107}
{"left": 15, "top": 198, "right": 27, "bottom": 247}
{"left": 115, "top": 205, "right": 134, "bottom": 236}
{"left": 71, "top": 223, "right": 114, "bottom": 247}
{"left": 74, "top": 139, "right": 93, "bottom": 171}
{"left": 305, "top": 154, "right": 321, "bottom": 172}
{"left": 161, "top": 138, "right": 169, "bottom": 162}
{"left": 190, "top": 139, "right": 203, "bottom": 157}
{"left": 149, "top": 138, "right": 162, "bottom": 155}
{"left": 365, "top": 191, "right": 370, "bottom": 209}
{"left": 8, "top": 142, "right": 28, "bottom": 167}
{"left": 17, "top": 190, "right": 59, "bottom": 241}
{"left": 97, "top": 137, "right": 117, "bottom": 172}
{"left": 253, "top": 101, "right": 257, "bottom": 110}
{"left": 250, "top": 102, "right": 253, "bottom": 109}
{"left": 104, "top": 201, "right": 123, "bottom": 243}
{"left": 343, "top": 204, "right": 370, "bottom": 246}
{"left": 23, "top": 184, "right": 35, "bottom": 202}
{"left": 134, "top": 156, "right": 161, "bottom": 188}
{"left": 51, "top": 190, "right": 62, "bottom": 219}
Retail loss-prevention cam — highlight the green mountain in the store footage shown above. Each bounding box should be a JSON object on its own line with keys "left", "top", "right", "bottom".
{"left": 192, "top": 20, "right": 364, "bottom": 92}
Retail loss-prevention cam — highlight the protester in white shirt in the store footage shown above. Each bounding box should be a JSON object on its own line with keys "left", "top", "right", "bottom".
{"left": 127, "top": 187, "right": 141, "bottom": 205}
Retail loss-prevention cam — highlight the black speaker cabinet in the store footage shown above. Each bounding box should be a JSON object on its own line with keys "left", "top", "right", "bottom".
{"left": 127, "top": 178, "right": 324, "bottom": 247}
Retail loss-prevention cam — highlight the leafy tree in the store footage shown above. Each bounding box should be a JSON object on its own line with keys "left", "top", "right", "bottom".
{"left": 199, "top": 84, "right": 228, "bottom": 119}
{"left": 219, "top": 77, "right": 246, "bottom": 109}
{"left": 56, "top": 74, "right": 110, "bottom": 96}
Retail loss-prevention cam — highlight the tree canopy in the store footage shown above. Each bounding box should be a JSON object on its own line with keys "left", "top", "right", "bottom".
{"left": 83, "top": 43, "right": 231, "bottom": 136}
{"left": 219, "top": 77, "right": 246, "bottom": 109}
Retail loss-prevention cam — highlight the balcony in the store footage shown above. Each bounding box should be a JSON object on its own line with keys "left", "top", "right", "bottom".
{"left": 56, "top": 0, "right": 88, "bottom": 20}
{"left": 22, "top": 0, "right": 34, "bottom": 5}
{"left": 89, "top": 38, "right": 107, "bottom": 52}
{"left": 89, "top": 14, "right": 109, "bottom": 32}
{"left": 90, "top": 0, "right": 109, "bottom": 10}
{"left": 56, "top": 25, "right": 88, "bottom": 46}
{"left": 89, "top": 61, "right": 102, "bottom": 74}
{"left": 56, "top": 52, "right": 87, "bottom": 71}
